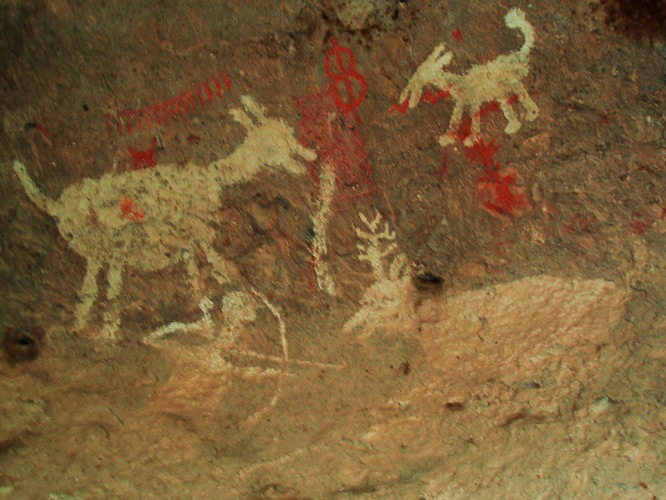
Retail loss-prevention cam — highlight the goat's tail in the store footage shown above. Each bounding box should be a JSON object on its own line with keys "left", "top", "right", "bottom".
{"left": 12, "top": 160, "right": 58, "bottom": 217}
{"left": 505, "top": 8, "right": 535, "bottom": 60}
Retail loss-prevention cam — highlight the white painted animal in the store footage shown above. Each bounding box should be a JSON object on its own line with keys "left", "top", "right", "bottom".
{"left": 13, "top": 95, "right": 316, "bottom": 339}
{"left": 399, "top": 8, "right": 539, "bottom": 147}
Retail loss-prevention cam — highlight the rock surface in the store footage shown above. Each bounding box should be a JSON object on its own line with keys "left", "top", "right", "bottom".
{"left": 1, "top": 0, "right": 666, "bottom": 497}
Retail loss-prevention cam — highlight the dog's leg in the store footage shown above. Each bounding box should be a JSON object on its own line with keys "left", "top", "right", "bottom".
{"left": 73, "top": 258, "right": 102, "bottom": 332}
{"left": 464, "top": 103, "right": 483, "bottom": 146}
{"left": 101, "top": 261, "right": 125, "bottom": 340}
{"left": 500, "top": 97, "right": 521, "bottom": 135}
{"left": 518, "top": 85, "right": 539, "bottom": 121}
{"left": 439, "top": 100, "right": 464, "bottom": 147}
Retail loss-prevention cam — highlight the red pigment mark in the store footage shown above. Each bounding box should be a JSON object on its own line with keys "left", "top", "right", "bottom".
{"left": 475, "top": 168, "right": 529, "bottom": 217}
{"left": 421, "top": 88, "right": 451, "bottom": 104}
{"left": 464, "top": 139, "right": 500, "bottom": 168}
{"left": 296, "top": 90, "right": 376, "bottom": 200}
{"left": 452, "top": 29, "right": 463, "bottom": 42}
{"left": 389, "top": 87, "right": 452, "bottom": 114}
{"left": 35, "top": 123, "right": 50, "bottom": 139}
{"left": 464, "top": 138, "right": 529, "bottom": 218}
{"left": 660, "top": 207, "right": 666, "bottom": 220}
{"left": 120, "top": 197, "right": 144, "bottom": 221}
{"left": 325, "top": 37, "right": 367, "bottom": 120}
{"left": 186, "top": 133, "right": 201, "bottom": 144}
{"left": 631, "top": 212, "right": 655, "bottom": 235}
{"left": 631, "top": 220, "right": 649, "bottom": 235}
{"left": 129, "top": 138, "right": 158, "bottom": 170}
{"left": 389, "top": 97, "right": 410, "bottom": 115}
{"left": 105, "top": 71, "right": 231, "bottom": 137}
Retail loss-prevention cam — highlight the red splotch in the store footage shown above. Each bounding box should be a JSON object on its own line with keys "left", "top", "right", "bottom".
{"left": 475, "top": 167, "right": 530, "bottom": 217}
{"left": 186, "top": 133, "right": 201, "bottom": 144}
{"left": 129, "top": 138, "right": 158, "bottom": 170}
{"left": 464, "top": 139, "right": 500, "bottom": 168}
{"left": 120, "top": 197, "right": 144, "bottom": 221}
{"left": 465, "top": 137, "right": 529, "bottom": 218}
{"left": 452, "top": 29, "right": 463, "bottom": 42}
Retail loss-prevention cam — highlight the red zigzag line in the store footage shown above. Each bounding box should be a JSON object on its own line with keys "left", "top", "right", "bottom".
{"left": 105, "top": 72, "right": 232, "bottom": 137}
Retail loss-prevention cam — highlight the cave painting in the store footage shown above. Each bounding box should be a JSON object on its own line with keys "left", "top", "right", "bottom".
{"left": 343, "top": 212, "right": 414, "bottom": 338}
{"left": 398, "top": 8, "right": 539, "bottom": 147}
{"left": 12, "top": 95, "right": 316, "bottom": 339}
{"left": 144, "top": 289, "right": 342, "bottom": 426}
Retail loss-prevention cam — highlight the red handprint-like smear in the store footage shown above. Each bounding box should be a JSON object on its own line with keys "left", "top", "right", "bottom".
{"left": 296, "top": 90, "right": 376, "bottom": 200}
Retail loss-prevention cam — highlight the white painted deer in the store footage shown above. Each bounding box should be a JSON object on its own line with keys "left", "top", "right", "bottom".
{"left": 13, "top": 95, "right": 316, "bottom": 339}
{"left": 399, "top": 8, "right": 539, "bottom": 147}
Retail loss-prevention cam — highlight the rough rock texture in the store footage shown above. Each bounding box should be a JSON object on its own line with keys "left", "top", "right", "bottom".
{"left": 1, "top": 0, "right": 666, "bottom": 497}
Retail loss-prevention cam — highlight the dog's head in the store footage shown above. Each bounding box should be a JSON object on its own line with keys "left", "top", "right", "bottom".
{"left": 399, "top": 43, "right": 453, "bottom": 109}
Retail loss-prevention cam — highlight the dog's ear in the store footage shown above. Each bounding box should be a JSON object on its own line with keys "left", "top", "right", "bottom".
{"left": 436, "top": 51, "right": 453, "bottom": 66}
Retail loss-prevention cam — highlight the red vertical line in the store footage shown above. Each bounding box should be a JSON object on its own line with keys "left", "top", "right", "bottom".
{"left": 224, "top": 75, "right": 231, "bottom": 91}
{"left": 185, "top": 91, "right": 197, "bottom": 113}
{"left": 213, "top": 76, "right": 223, "bottom": 97}
{"left": 152, "top": 102, "right": 167, "bottom": 125}
{"left": 196, "top": 86, "right": 205, "bottom": 107}
{"left": 204, "top": 81, "right": 213, "bottom": 102}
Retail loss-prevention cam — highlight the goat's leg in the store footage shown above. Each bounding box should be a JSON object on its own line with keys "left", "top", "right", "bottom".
{"left": 439, "top": 100, "right": 464, "bottom": 147}
{"left": 200, "top": 241, "right": 238, "bottom": 285}
{"left": 101, "top": 261, "right": 125, "bottom": 340}
{"left": 73, "top": 258, "right": 102, "bottom": 331}
{"left": 464, "top": 103, "right": 483, "bottom": 146}
{"left": 499, "top": 97, "right": 521, "bottom": 135}
{"left": 518, "top": 85, "right": 539, "bottom": 121}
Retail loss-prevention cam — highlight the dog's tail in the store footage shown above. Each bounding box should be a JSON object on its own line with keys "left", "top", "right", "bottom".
{"left": 12, "top": 160, "right": 58, "bottom": 217}
{"left": 505, "top": 8, "right": 535, "bottom": 60}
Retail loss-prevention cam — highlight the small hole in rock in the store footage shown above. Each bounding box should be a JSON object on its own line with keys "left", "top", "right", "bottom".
{"left": 3, "top": 326, "right": 45, "bottom": 362}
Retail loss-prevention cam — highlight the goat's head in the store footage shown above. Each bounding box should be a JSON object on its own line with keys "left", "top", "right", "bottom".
{"left": 399, "top": 43, "right": 453, "bottom": 109}
{"left": 230, "top": 96, "right": 316, "bottom": 176}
